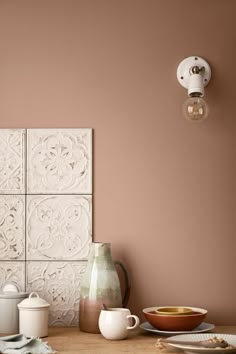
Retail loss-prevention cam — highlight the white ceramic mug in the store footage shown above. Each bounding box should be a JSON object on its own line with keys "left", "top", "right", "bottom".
{"left": 98, "top": 308, "right": 140, "bottom": 340}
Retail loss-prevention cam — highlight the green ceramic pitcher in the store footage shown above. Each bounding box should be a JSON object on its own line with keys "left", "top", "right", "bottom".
{"left": 79, "top": 242, "right": 130, "bottom": 333}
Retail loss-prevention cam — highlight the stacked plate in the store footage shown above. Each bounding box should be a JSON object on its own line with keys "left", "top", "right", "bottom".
{"left": 140, "top": 321, "right": 215, "bottom": 336}
{"left": 140, "top": 306, "right": 236, "bottom": 353}
{"left": 141, "top": 306, "right": 215, "bottom": 336}
{"left": 159, "top": 333, "right": 236, "bottom": 354}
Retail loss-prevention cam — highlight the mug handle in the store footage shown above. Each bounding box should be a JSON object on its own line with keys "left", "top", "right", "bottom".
{"left": 126, "top": 315, "right": 140, "bottom": 330}
{"left": 115, "top": 261, "right": 130, "bottom": 307}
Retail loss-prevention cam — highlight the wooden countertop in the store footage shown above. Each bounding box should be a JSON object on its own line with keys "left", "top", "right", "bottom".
{"left": 47, "top": 326, "right": 236, "bottom": 354}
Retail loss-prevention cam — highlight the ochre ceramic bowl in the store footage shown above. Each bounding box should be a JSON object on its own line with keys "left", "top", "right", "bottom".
{"left": 143, "top": 306, "right": 207, "bottom": 331}
{"left": 155, "top": 307, "right": 193, "bottom": 316}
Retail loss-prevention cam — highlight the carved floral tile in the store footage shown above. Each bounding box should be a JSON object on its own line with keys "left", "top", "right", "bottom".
{"left": 0, "top": 262, "right": 25, "bottom": 291}
{"left": 26, "top": 195, "right": 92, "bottom": 260}
{"left": 26, "top": 261, "right": 87, "bottom": 326}
{"left": 27, "top": 129, "right": 92, "bottom": 194}
{"left": 0, "top": 195, "right": 25, "bottom": 260}
{"left": 0, "top": 129, "right": 25, "bottom": 194}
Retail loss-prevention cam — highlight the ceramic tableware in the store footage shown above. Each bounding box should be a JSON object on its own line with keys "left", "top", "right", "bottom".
{"left": 18, "top": 292, "right": 50, "bottom": 338}
{"left": 0, "top": 282, "right": 29, "bottom": 334}
{"left": 155, "top": 307, "right": 193, "bottom": 315}
{"left": 165, "top": 333, "right": 236, "bottom": 354}
{"left": 143, "top": 306, "right": 207, "bottom": 331}
{"left": 99, "top": 308, "right": 140, "bottom": 340}
{"left": 139, "top": 321, "right": 215, "bottom": 336}
{"left": 79, "top": 242, "right": 130, "bottom": 333}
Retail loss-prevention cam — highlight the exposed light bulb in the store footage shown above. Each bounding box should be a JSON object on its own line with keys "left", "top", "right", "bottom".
{"left": 177, "top": 56, "right": 211, "bottom": 123}
{"left": 183, "top": 96, "right": 209, "bottom": 122}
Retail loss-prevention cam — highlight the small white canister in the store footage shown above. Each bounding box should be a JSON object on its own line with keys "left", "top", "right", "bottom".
{"left": 18, "top": 292, "right": 50, "bottom": 337}
{"left": 0, "top": 282, "right": 29, "bottom": 334}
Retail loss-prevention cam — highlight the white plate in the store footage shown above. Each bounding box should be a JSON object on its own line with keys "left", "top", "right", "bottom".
{"left": 166, "top": 333, "right": 236, "bottom": 353}
{"left": 140, "top": 322, "right": 215, "bottom": 336}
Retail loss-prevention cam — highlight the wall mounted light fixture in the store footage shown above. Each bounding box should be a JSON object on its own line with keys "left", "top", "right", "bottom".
{"left": 177, "top": 56, "right": 211, "bottom": 122}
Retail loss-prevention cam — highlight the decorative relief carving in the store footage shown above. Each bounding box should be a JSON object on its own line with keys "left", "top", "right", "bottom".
{"left": 0, "top": 195, "right": 25, "bottom": 260}
{"left": 0, "top": 129, "right": 25, "bottom": 194}
{"left": 0, "top": 262, "right": 25, "bottom": 290}
{"left": 27, "top": 129, "right": 92, "bottom": 194}
{"left": 26, "top": 261, "right": 87, "bottom": 326}
{"left": 26, "top": 195, "right": 92, "bottom": 260}
{"left": 0, "top": 128, "right": 93, "bottom": 327}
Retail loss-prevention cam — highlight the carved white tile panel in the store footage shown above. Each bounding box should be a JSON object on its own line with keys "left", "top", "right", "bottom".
{"left": 27, "top": 129, "right": 92, "bottom": 194}
{"left": 0, "top": 262, "right": 25, "bottom": 291}
{"left": 26, "top": 261, "right": 87, "bottom": 326}
{"left": 0, "top": 195, "right": 25, "bottom": 260}
{"left": 26, "top": 195, "right": 92, "bottom": 260}
{"left": 0, "top": 129, "right": 25, "bottom": 194}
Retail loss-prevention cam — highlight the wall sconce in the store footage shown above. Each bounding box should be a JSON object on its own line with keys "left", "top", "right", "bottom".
{"left": 177, "top": 56, "right": 211, "bottom": 122}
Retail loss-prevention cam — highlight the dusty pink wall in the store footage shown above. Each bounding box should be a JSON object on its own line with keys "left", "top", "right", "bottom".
{"left": 0, "top": 0, "right": 235, "bottom": 324}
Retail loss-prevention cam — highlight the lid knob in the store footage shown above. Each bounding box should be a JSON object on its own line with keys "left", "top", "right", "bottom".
{"left": 29, "top": 292, "right": 39, "bottom": 299}
{"left": 1, "top": 281, "right": 20, "bottom": 293}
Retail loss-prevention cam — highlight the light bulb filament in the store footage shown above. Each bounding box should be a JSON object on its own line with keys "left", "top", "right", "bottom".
{"left": 183, "top": 96, "right": 209, "bottom": 122}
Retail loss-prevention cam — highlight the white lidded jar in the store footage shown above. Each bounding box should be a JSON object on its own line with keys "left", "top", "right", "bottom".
{"left": 0, "top": 282, "right": 29, "bottom": 334}
{"left": 18, "top": 292, "right": 50, "bottom": 337}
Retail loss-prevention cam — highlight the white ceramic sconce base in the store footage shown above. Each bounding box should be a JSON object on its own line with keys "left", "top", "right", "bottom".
{"left": 177, "top": 56, "right": 211, "bottom": 89}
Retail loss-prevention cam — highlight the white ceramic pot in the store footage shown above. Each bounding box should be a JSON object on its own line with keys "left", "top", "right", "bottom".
{"left": 18, "top": 292, "right": 50, "bottom": 338}
{"left": 0, "top": 282, "right": 29, "bottom": 334}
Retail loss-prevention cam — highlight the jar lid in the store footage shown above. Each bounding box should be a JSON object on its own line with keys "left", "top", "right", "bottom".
{"left": 0, "top": 282, "right": 29, "bottom": 299}
{"left": 18, "top": 292, "right": 50, "bottom": 309}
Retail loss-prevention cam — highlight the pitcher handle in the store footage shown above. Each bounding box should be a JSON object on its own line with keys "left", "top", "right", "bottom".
{"left": 115, "top": 261, "right": 130, "bottom": 307}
